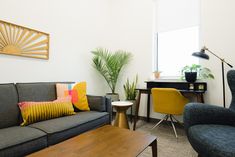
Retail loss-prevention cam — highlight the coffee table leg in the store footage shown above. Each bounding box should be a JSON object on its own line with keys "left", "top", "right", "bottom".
{"left": 150, "top": 139, "right": 157, "bottom": 157}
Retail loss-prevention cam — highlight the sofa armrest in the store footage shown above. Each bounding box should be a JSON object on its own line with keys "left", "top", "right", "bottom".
{"left": 105, "top": 97, "right": 112, "bottom": 124}
{"left": 87, "top": 95, "right": 112, "bottom": 124}
{"left": 184, "top": 103, "right": 235, "bottom": 133}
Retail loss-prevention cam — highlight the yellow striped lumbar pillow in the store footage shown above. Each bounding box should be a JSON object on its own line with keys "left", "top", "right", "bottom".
{"left": 18, "top": 101, "right": 76, "bottom": 126}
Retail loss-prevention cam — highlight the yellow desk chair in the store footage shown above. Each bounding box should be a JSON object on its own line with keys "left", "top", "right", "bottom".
{"left": 151, "top": 88, "right": 189, "bottom": 138}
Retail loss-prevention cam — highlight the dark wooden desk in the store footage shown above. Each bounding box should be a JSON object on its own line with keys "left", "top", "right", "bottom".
{"left": 133, "top": 81, "right": 207, "bottom": 130}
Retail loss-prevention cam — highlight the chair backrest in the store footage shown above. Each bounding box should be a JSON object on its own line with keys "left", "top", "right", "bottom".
{"left": 151, "top": 88, "right": 189, "bottom": 115}
{"left": 227, "top": 70, "right": 235, "bottom": 110}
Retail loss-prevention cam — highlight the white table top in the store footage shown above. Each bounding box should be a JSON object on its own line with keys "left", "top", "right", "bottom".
{"left": 112, "top": 101, "right": 133, "bottom": 106}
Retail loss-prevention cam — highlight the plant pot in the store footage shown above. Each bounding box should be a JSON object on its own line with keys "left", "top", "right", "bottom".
{"left": 129, "top": 100, "right": 136, "bottom": 115}
{"left": 106, "top": 93, "right": 119, "bottom": 102}
{"left": 185, "top": 72, "right": 197, "bottom": 83}
{"left": 153, "top": 71, "right": 161, "bottom": 79}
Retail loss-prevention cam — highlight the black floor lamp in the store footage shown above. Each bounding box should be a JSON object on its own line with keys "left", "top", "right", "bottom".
{"left": 192, "top": 46, "right": 233, "bottom": 108}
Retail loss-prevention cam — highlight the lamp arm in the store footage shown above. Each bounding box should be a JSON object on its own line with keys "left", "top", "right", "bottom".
{"left": 204, "top": 47, "right": 233, "bottom": 68}
{"left": 225, "top": 62, "right": 233, "bottom": 68}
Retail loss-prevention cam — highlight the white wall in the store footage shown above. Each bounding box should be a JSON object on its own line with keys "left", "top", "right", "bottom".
{"left": 200, "top": 0, "right": 235, "bottom": 107}
{"left": 0, "top": 0, "right": 154, "bottom": 118}
{"left": 1, "top": 0, "right": 234, "bottom": 119}
{"left": 0, "top": 0, "right": 112, "bottom": 95}
{"left": 107, "top": 0, "right": 154, "bottom": 117}
{"left": 108, "top": 0, "right": 235, "bottom": 120}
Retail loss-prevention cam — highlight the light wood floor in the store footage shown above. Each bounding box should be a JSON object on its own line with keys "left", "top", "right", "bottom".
{"left": 125, "top": 120, "right": 198, "bottom": 157}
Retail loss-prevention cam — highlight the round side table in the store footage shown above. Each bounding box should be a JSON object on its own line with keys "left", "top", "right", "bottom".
{"left": 112, "top": 101, "right": 133, "bottom": 129}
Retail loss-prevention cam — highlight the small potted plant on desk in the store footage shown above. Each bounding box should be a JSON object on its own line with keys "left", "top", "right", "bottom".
{"left": 123, "top": 75, "right": 138, "bottom": 122}
{"left": 153, "top": 70, "right": 162, "bottom": 79}
{"left": 92, "top": 48, "right": 132, "bottom": 101}
{"left": 181, "top": 64, "right": 214, "bottom": 82}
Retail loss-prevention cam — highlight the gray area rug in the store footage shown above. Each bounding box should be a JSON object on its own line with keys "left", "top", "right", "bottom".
{"left": 133, "top": 120, "right": 198, "bottom": 157}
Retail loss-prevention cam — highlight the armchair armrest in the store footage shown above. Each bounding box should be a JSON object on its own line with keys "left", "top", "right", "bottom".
{"left": 87, "top": 95, "right": 112, "bottom": 124}
{"left": 184, "top": 103, "right": 235, "bottom": 133}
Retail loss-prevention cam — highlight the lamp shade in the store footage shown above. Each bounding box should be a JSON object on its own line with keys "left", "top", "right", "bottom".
{"left": 192, "top": 49, "right": 209, "bottom": 60}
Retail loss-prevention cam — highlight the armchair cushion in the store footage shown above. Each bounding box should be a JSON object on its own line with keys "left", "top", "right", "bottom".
{"left": 188, "top": 124, "right": 235, "bottom": 157}
{"left": 184, "top": 103, "right": 235, "bottom": 132}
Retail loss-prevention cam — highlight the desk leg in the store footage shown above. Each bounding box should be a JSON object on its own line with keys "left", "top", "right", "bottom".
{"left": 150, "top": 139, "right": 157, "bottom": 157}
{"left": 196, "top": 93, "right": 204, "bottom": 103}
{"left": 196, "top": 94, "right": 200, "bottom": 102}
{"left": 200, "top": 93, "right": 204, "bottom": 103}
{"left": 147, "top": 93, "right": 150, "bottom": 122}
{"left": 133, "top": 91, "right": 141, "bottom": 131}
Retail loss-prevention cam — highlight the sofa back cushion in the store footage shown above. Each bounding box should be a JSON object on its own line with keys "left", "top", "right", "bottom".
{"left": 0, "top": 84, "right": 20, "bottom": 128}
{"left": 16, "top": 82, "right": 58, "bottom": 102}
{"left": 16, "top": 82, "right": 75, "bottom": 102}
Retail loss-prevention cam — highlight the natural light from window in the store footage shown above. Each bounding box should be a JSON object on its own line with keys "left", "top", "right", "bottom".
{"left": 156, "top": 26, "right": 199, "bottom": 77}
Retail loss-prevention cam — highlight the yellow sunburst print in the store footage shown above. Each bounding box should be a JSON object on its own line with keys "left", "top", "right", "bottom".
{"left": 0, "top": 20, "right": 49, "bottom": 59}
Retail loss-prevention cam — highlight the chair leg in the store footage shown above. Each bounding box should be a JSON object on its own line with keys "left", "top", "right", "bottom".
{"left": 151, "top": 115, "right": 168, "bottom": 130}
{"left": 170, "top": 115, "right": 178, "bottom": 138}
{"left": 171, "top": 115, "right": 184, "bottom": 127}
{"left": 164, "top": 114, "right": 170, "bottom": 127}
{"left": 165, "top": 114, "right": 169, "bottom": 121}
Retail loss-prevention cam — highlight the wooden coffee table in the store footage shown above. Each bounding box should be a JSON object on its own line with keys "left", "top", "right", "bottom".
{"left": 28, "top": 125, "right": 157, "bottom": 157}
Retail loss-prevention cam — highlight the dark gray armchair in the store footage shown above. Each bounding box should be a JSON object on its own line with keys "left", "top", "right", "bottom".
{"left": 184, "top": 70, "right": 235, "bottom": 157}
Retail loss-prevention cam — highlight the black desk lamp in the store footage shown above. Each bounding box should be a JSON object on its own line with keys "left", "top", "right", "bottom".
{"left": 192, "top": 46, "right": 233, "bottom": 108}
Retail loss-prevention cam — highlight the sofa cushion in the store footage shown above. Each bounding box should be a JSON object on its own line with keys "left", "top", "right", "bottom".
{"left": 188, "top": 124, "right": 235, "bottom": 157}
{"left": 56, "top": 82, "right": 90, "bottom": 111}
{"left": 19, "top": 101, "right": 76, "bottom": 126}
{"left": 0, "top": 84, "right": 20, "bottom": 129}
{"left": 0, "top": 126, "right": 47, "bottom": 157}
{"left": 16, "top": 82, "right": 57, "bottom": 102}
{"left": 87, "top": 95, "right": 106, "bottom": 112}
{"left": 72, "top": 82, "right": 90, "bottom": 111}
{"left": 29, "top": 111, "right": 109, "bottom": 145}
{"left": 56, "top": 83, "right": 76, "bottom": 102}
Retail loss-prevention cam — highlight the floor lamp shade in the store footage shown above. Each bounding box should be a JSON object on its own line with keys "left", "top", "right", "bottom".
{"left": 192, "top": 46, "right": 233, "bottom": 108}
{"left": 192, "top": 50, "right": 209, "bottom": 60}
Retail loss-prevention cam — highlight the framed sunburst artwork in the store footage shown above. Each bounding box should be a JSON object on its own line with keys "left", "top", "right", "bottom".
{"left": 0, "top": 20, "right": 49, "bottom": 59}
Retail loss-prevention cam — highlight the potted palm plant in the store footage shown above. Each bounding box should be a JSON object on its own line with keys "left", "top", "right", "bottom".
{"left": 181, "top": 64, "right": 214, "bottom": 82}
{"left": 92, "top": 48, "right": 132, "bottom": 101}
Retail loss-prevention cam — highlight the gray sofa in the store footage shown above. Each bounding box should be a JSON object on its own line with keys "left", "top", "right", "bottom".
{"left": 0, "top": 82, "right": 112, "bottom": 157}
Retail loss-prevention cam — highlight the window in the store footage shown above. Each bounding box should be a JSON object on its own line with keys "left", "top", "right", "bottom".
{"left": 156, "top": 26, "right": 199, "bottom": 77}
{"left": 153, "top": 0, "right": 200, "bottom": 78}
